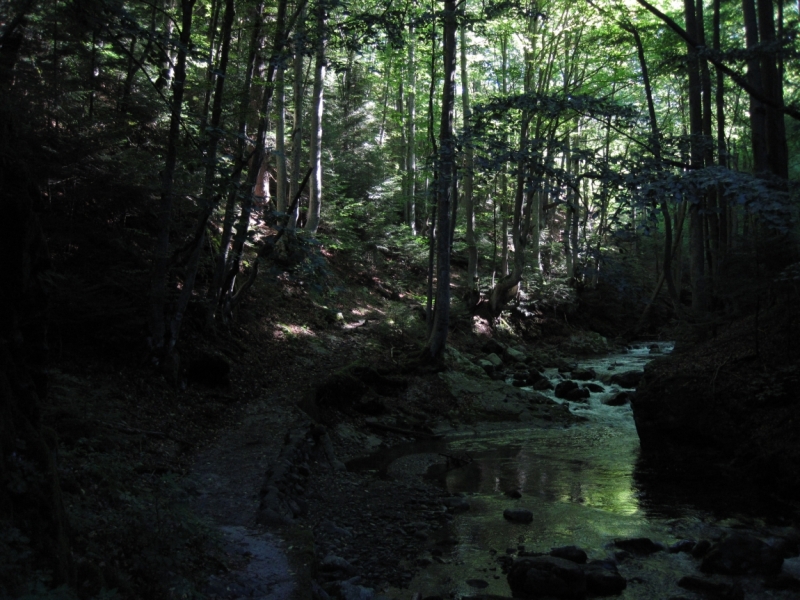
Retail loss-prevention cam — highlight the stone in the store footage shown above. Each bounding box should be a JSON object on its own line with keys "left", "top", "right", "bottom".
{"left": 692, "top": 539, "right": 712, "bottom": 557}
{"left": 669, "top": 539, "right": 696, "bottom": 554}
{"left": 442, "top": 496, "right": 470, "bottom": 513}
{"left": 555, "top": 380, "right": 579, "bottom": 399}
{"left": 570, "top": 368, "right": 596, "bottom": 381}
{"left": 609, "top": 370, "right": 644, "bottom": 388}
{"left": 583, "top": 383, "right": 604, "bottom": 393}
{"left": 505, "top": 347, "right": 527, "bottom": 363}
{"left": 477, "top": 359, "right": 495, "bottom": 375}
{"left": 603, "top": 391, "right": 632, "bottom": 406}
{"left": 613, "top": 538, "right": 663, "bottom": 555}
{"left": 678, "top": 576, "right": 743, "bottom": 599}
{"left": 482, "top": 338, "right": 505, "bottom": 355}
{"left": 549, "top": 546, "right": 587, "bottom": 564}
{"left": 321, "top": 554, "right": 358, "bottom": 575}
{"left": 505, "top": 489, "right": 522, "bottom": 499}
{"left": 485, "top": 353, "right": 503, "bottom": 368}
{"left": 503, "top": 508, "right": 534, "bottom": 524}
{"left": 533, "top": 378, "right": 554, "bottom": 391}
{"left": 700, "top": 534, "right": 784, "bottom": 576}
{"left": 339, "top": 581, "right": 375, "bottom": 600}
{"left": 565, "top": 387, "right": 590, "bottom": 402}
{"left": 508, "top": 556, "right": 586, "bottom": 599}
{"left": 584, "top": 560, "right": 627, "bottom": 596}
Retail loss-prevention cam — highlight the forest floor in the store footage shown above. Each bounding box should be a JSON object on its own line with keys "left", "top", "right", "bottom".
{"left": 46, "top": 229, "right": 628, "bottom": 600}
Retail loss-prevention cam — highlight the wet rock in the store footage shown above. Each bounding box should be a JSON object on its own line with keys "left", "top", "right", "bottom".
{"left": 321, "top": 554, "right": 358, "bottom": 575}
{"left": 691, "top": 539, "right": 713, "bottom": 558}
{"left": 482, "top": 338, "right": 505, "bottom": 355}
{"left": 669, "top": 539, "right": 696, "bottom": 554}
{"left": 555, "top": 380, "right": 579, "bottom": 399}
{"left": 442, "top": 496, "right": 470, "bottom": 513}
{"left": 508, "top": 556, "right": 586, "bottom": 599}
{"left": 565, "top": 387, "right": 591, "bottom": 402}
{"left": 532, "top": 378, "right": 554, "bottom": 391}
{"left": 570, "top": 368, "right": 596, "bottom": 381}
{"left": 339, "top": 580, "right": 375, "bottom": 600}
{"left": 764, "top": 573, "right": 800, "bottom": 591}
{"left": 503, "top": 508, "right": 534, "bottom": 524}
{"left": 416, "top": 551, "right": 434, "bottom": 566}
{"left": 613, "top": 537, "right": 664, "bottom": 555}
{"left": 525, "top": 370, "right": 545, "bottom": 385}
{"left": 549, "top": 546, "right": 587, "bottom": 564}
{"left": 552, "top": 358, "right": 574, "bottom": 372}
{"left": 603, "top": 391, "right": 632, "bottom": 406}
{"left": 485, "top": 353, "right": 504, "bottom": 368}
{"left": 584, "top": 560, "right": 626, "bottom": 596}
{"left": 477, "top": 359, "right": 496, "bottom": 375}
{"left": 505, "top": 347, "right": 527, "bottom": 363}
{"left": 677, "top": 576, "right": 743, "bottom": 599}
{"left": 700, "top": 534, "right": 784, "bottom": 576}
{"left": 354, "top": 396, "right": 386, "bottom": 416}
{"left": 649, "top": 344, "right": 662, "bottom": 354}
{"left": 583, "top": 383, "right": 604, "bottom": 393}
{"left": 466, "top": 578, "right": 489, "bottom": 589}
{"left": 609, "top": 370, "right": 643, "bottom": 388}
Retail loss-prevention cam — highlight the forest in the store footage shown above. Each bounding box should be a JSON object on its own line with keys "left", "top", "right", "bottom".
{"left": 1, "top": 0, "right": 799, "bottom": 596}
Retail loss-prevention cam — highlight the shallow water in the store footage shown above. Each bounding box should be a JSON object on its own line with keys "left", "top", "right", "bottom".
{"left": 390, "top": 342, "right": 797, "bottom": 599}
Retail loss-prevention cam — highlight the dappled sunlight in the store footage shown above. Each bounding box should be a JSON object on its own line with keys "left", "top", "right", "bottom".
{"left": 272, "top": 323, "right": 316, "bottom": 340}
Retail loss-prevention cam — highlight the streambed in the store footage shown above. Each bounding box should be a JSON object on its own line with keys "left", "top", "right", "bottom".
{"left": 380, "top": 343, "right": 799, "bottom": 599}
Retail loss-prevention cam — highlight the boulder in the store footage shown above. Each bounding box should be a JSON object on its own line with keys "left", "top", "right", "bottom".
{"left": 549, "top": 546, "right": 587, "bottom": 564}
{"left": 613, "top": 538, "right": 663, "bottom": 555}
{"left": 609, "top": 370, "right": 643, "bottom": 388}
{"left": 565, "top": 387, "right": 591, "bottom": 402}
{"left": 555, "top": 380, "right": 579, "bottom": 399}
{"left": 570, "top": 368, "right": 596, "bottom": 381}
{"left": 505, "top": 346, "right": 528, "bottom": 363}
{"left": 533, "top": 378, "right": 554, "bottom": 391}
{"left": 442, "top": 496, "right": 470, "bottom": 513}
{"left": 507, "top": 556, "right": 586, "bottom": 599}
{"left": 700, "top": 534, "right": 784, "bottom": 576}
{"left": 584, "top": 560, "right": 626, "bottom": 596}
{"left": 583, "top": 383, "right": 604, "bottom": 393}
{"left": 503, "top": 508, "right": 534, "bottom": 524}
{"left": 485, "top": 353, "right": 504, "bottom": 368}
{"left": 603, "top": 391, "right": 632, "bottom": 406}
{"left": 482, "top": 338, "right": 506, "bottom": 355}
{"left": 677, "top": 576, "right": 743, "bottom": 599}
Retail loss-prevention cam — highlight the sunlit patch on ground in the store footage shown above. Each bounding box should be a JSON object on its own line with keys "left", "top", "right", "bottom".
{"left": 274, "top": 323, "right": 316, "bottom": 339}
{"left": 472, "top": 315, "right": 493, "bottom": 335}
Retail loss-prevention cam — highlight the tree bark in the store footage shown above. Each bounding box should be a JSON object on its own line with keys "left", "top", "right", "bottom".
{"left": 148, "top": 0, "right": 196, "bottom": 356}
{"left": 460, "top": 19, "right": 478, "bottom": 304}
{"left": 406, "top": 21, "right": 417, "bottom": 234}
{"left": 305, "top": 0, "right": 326, "bottom": 233}
{"left": 424, "top": 0, "right": 456, "bottom": 361}
{"left": 289, "top": 6, "right": 306, "bottom": 231}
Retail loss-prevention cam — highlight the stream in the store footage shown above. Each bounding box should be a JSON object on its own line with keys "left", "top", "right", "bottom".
{"left": 378, "top": 342, "right": 800, "bottom": 599}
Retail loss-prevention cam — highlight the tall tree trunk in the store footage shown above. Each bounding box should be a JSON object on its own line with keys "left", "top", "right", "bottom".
{"left": 276, "top": 65, "right": 288, "bottom": 212}
{"left": 756, "top": 0, "right": 788, "bottom": 179}
{"left": 424, "top": 0, "right": 456, "bottom": 360}
{"left": 499, "top": 32, "right": 510, "bottom": 277}
{"left": 169, "top": 0, "right": 234, "bottom": 346}
{"left": 742, "top": 0, "right": 770, "bottom": 177}
{"left": 306, "top": 0, "right": 326, "bottom": 233}
{"left": 148, "top": 0, "right": 196, "bottom": 357}
{"left": 155, "top": 0, "right": 176, "bottom": 91}
{"left": 206, "top": 0, "right": 264, "bottom": 325}
{"left": 220, "top": 0, "right": 290, "bottom": 315}
{"left": 289, "top": 6, "right": 306, "bottom": 231}
{"left": 460, "top": 19, "right": 477, "bottom": 303}
{"left": 685, "top": 0, "right": 708, "bottom": 315}
{"left": 628, "top": 23, "right": 680, "bottom": 308}
{"left": 406, "top": 21, "right": 417, "bottom": 234}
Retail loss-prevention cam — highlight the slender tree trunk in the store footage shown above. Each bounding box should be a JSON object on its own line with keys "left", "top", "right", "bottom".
{"left": 155, "top": 0, "right": 176, "bottom": 91}
{"left": 220, "top": 0, "right": 290, "bottom": 315}
{"left": 276, "top": 65, "right": 288, "bottom": 212}
{"left": 757, "top": 0, "right": 788, "bottom": 179}
{"left": 289, "top": 6, "right": 306, "bottom": 231}
{"left": 406, "top": 21, "right": 417, "bottom": 234}
{"left": 148, "top": 0, "right": 196, "bottom": 356}
{"left": 685, "top": 0, "right": 708, "bottom": 315}
{"left": 169, "top": 0, "right": 234, "bottom": 346}
{"left": 499, "top": 33, "right": 510, "bottom": 277}
{"left": 425, "top": 0, "right": 456, "bottom": 360}
{"left": 460, "top": 20, "right": 477, "bottom": 302}
{"left": 306, "top": 0, "right": 326, "bottom": 233}
{"left": 742, "top": 0, "right": 769, "bottom": 177}
{"left": 206, "top": 0, "right": 264, "bottom": 325}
